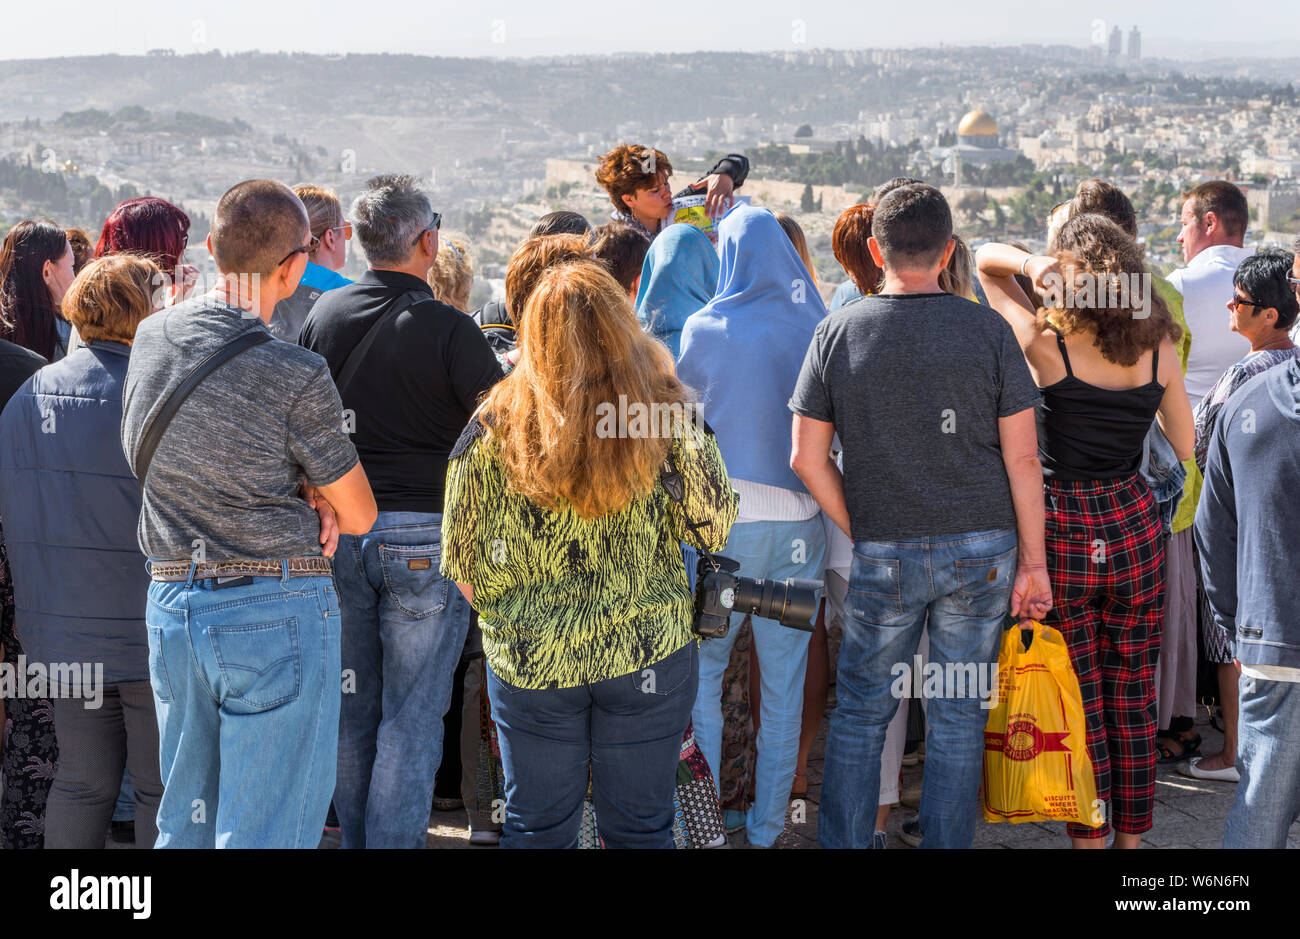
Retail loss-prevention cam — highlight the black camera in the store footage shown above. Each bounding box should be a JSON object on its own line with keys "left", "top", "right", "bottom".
{"left": 692, "top": 553, "right": 822, "bottom": 640}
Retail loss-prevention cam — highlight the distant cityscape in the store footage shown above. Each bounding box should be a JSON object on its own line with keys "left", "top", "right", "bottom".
{"left": 1, "top": 35, "right": 1298, "bottom": 304}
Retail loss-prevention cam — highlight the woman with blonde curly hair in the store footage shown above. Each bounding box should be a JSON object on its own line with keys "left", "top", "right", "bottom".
{"left": 428, "top": 234, "right": 474, "bottom": 313}
{"left": 976, "top": 214, "right": 1195, "bottom": 849}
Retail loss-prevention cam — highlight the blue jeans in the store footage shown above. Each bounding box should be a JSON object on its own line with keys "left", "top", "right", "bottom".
{"left": 146, "top": 567, "right": 341, "bottom": 848}
{"left": 332, "top": 511, "right": 472, "bottom": 849}
{"left": 690, "top": 516, "right": 827, "bottom": 846}
{"left": 113, "top": 771, "right": 134, "bottom": 823}
{"left": 487, "top": 642, "right": 697, "bottom": 849}
{"left": 819, "top": 527, "right": 1017, "bottom": 849}
{"left": 1224, "top": 673, "right": 1300, "bottom": 848}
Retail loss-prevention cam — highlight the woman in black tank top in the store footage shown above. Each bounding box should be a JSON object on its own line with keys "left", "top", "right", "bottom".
{"left": 977, "top": 214, "right": 1194, "bottom": 850}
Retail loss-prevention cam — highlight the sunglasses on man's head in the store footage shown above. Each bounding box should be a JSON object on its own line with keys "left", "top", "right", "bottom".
{"left": 411, "top": 212, "right": 443, "bottom": 246}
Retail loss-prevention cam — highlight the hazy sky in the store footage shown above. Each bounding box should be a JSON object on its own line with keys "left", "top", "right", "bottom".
{"left": 4, "top": 0, "right": 1299, "bottom": 60}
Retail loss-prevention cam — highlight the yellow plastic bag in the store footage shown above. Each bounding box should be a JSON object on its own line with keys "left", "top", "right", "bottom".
{"left": 982, "top": 620, "right": 1101, "bottom": 827}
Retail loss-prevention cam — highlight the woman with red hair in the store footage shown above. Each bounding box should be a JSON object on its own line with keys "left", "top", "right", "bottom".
{"left": 95, "top": 197, "right": 197, "bottom": 305}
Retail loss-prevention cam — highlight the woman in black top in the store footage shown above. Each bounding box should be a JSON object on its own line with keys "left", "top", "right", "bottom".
{"left": 977, "top": 213, "right": 1194, "bottom": 850}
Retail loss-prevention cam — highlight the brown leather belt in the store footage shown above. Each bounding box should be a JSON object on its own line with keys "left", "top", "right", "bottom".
{"left": 148, "top": 556, "right": 333, "bottom": 582}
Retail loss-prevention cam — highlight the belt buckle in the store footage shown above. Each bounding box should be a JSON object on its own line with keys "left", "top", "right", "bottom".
{"left": 211, "top": 574, "right": 254, "bottom": 590}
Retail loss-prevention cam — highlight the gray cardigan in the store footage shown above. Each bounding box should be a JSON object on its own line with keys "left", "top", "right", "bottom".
{"left": 1194, "top": 358, "right": 1300, "bottom": 669}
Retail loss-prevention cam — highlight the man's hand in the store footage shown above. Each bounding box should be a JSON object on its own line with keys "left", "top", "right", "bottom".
{"left": 303, "top": 483, "right": 340, "bottom": 558}
{"left": 1011, "top": 563, "right": 1053, "bottom": 621}
{"left": 699, "top": 172, "right": 734, "bottom": 218}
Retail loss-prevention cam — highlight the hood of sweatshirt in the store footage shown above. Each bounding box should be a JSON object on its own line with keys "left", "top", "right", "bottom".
{"left": 1266, "top": 357, "right": 1300, "bottom": 423}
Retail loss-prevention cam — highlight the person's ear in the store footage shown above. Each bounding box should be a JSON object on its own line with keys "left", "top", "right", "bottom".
{"left": 866, "top": 236, "right": 886, "bottom": 268}
{"left": 629, "top": 273, "right": 642, "bottom": 301}
{"left": 41, "top": 258, "right": 54, "bottom": 286}
{"left": 622, "top": 191, "right": 636, "bottom": 212}
{"left": 1203, "top": 210, "right": 1218, "bottom": 236}
{"left": 940, "top": 238, "right": 956, "bottom": 268}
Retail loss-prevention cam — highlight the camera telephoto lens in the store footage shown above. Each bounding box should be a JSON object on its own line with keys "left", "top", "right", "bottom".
{"left": 732, "top": 576, "right": 821, "bottom": 631}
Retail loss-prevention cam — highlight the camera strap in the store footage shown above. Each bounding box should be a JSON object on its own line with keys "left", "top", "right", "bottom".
{"left": 659, "top": 448, "right": 722, "bottom": 573}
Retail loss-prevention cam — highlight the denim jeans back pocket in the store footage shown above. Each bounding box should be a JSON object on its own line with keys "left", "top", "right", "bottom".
{"left": 208, "top": 617, "right": 302, "bottom": 713}
{"left": 628, "top": 642, "right": 696, "bottom": 698}
{"left": 846, "top": 553, "right": 904, "bottom": 623}
{"left": 146, "top": 624, "right": 175, "bottom": 704}
{"left": 379, "top": 542, "right": 450, "bottom": 619}
{"left": 951, "top": 545, "right": 1018, "bottom": 617}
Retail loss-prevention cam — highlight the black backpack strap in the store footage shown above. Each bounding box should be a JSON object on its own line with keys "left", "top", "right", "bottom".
{"left": 334, "top": 291, "right": 418, "bottom": 396}
{"left": 135, "top": 329, "right": 273, "bottom": 482}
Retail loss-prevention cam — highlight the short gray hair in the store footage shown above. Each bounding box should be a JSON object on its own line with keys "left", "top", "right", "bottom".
{"left": 350, "top": 174, "right": 435, "bottom": 266}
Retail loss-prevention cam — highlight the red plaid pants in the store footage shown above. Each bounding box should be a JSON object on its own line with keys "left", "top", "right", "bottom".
{"left": 1042, "top": 474, "right": 1165, "bottom": 839}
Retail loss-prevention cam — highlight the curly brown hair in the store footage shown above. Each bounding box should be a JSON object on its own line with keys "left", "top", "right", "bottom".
{"left": 1046, "top": 213, "right": 1182, "bottom": 366}
{"left": 595, "top": 144, "right": 673, "bottom": 214}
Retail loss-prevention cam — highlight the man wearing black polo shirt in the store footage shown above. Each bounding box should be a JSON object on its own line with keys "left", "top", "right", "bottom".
{"left": 300, "top": 174, "right": 503, "bottom": 849}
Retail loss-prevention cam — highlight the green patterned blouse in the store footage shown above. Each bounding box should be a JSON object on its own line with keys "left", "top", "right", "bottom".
{"left": 440, "top": 416, "right": 739, "bottom": 690}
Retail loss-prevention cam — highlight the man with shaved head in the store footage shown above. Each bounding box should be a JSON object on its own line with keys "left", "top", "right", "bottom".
{"left": 122, "top": 178, "right": 378, "bottom": 848}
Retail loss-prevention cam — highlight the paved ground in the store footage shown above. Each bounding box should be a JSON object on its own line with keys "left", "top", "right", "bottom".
{"left": 408, "top": 696, "right": 1287, "bottom": 850}
{"left": 98, "top": 692, "right": 1280, "bottom": 850}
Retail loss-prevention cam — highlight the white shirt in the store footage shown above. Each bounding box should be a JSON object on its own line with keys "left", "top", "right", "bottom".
{"left": 1167, "top": 244, "right": 1254, "bottom": 408}
{"left": 732, "top": 478, "right": 820, "bottom": 523}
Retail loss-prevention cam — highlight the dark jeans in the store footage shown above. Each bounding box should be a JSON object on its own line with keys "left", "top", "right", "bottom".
{"left": 45, "top": 681, "right": 162, "bottom": 849}
{"left": 487, "top": 642, "right": 697, "bottom": 849}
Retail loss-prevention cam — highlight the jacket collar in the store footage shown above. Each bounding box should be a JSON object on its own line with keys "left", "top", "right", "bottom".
{"left": 86, "top": 339, "right": 131, "bottom": 358}
{"left": 360, "top": 268, "right": 434, "bottom": 297}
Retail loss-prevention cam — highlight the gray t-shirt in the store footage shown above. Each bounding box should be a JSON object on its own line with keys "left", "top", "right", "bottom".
{"left": 122, "top": 295, "right": 359, "bottom": 561}
{"left": 789, "top": 292, "right": 1040, "bottom": 542}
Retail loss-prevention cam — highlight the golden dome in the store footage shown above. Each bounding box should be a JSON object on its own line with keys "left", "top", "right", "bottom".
{"left": 957, "top": 109, "right": 998, "bottom": 137}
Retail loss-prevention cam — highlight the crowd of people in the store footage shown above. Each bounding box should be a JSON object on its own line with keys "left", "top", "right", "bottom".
{"left": 0, "top": 140, "right": 1296, "bottom": 850}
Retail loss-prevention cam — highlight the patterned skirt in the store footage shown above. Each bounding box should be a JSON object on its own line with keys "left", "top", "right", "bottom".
{"left": 0, "top": 517, "right": 59, "bottom": 849}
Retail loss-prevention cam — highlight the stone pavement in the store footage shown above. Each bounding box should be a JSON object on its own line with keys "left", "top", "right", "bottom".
{"left": 97, "top": 691, "right": 1279, "bottom": 849}
{"left": 413, "top": 695, "right": 1296, "bottom": 850}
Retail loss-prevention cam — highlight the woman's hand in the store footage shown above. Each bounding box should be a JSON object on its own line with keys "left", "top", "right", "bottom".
{"left": 700, "top": 173, "right": 734, "bottom": 218}
{"left": 1026, "top": 255, "right": 1062, "bottom": 296}
{"left": 173, "top": 264, "right": 200, "bottom": 304}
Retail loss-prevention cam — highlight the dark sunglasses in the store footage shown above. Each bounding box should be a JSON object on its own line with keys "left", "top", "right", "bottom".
{"left": 1288, "top": 274, "right": 1300, "bottom": 289}
{"left": 411, "top": 212, "right": 443, "bottom": 246}
{"left": 1227, "top": 295, "right": 1264, "bottom": 312}
{"left": 277, "top": 235, "right": 320, "bottom": 268}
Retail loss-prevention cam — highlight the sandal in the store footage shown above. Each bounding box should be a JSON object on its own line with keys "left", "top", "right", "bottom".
{"left": 1156, "top": 732, "right": 1202, "bottom": 764}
